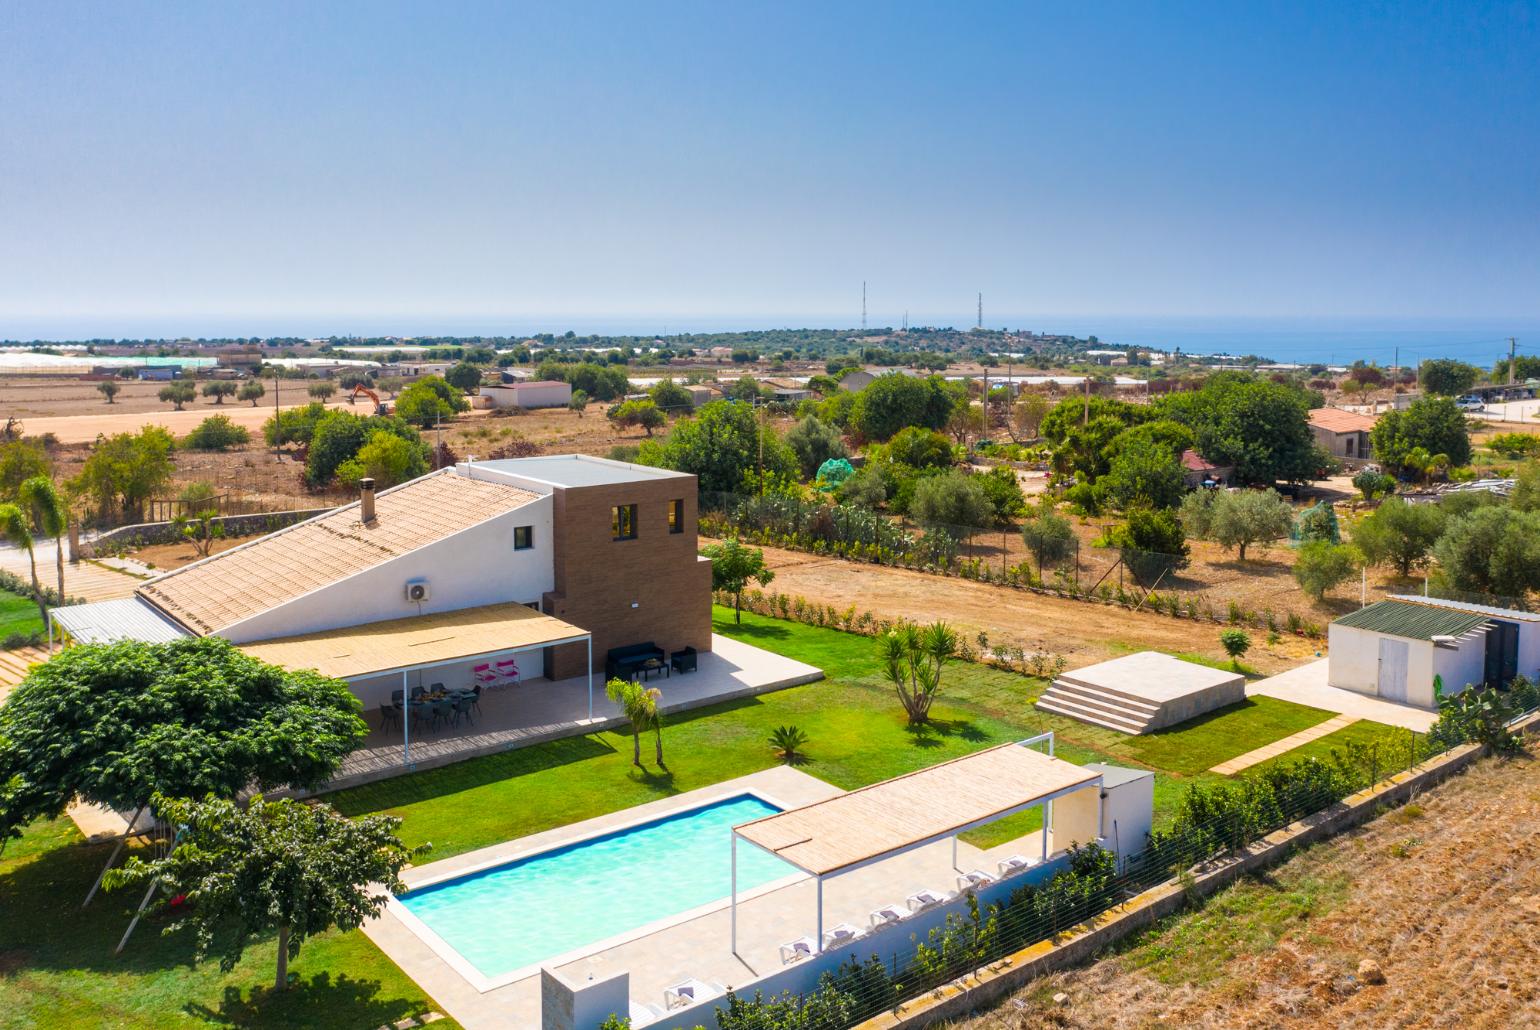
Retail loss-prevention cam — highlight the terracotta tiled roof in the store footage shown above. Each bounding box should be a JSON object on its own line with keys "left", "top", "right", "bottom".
{"left": 1180, "top": 449, "right": 1224, "bottom": 472}
{"left": 137, "top": 471, "right": 538, "bottom": 636}
{"left": 1308, "top": 407, "right": 1378, "bottom": 433}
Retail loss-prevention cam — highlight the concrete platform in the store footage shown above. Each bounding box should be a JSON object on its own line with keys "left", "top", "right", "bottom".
{"left": 1036, "top": 651, "right": 1246, "bottom": 734}
{"left": 1247, "top": 658, "right": 1438, "bottom": 732}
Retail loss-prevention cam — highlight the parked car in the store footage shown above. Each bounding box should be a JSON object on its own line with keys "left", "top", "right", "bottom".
{"left": 1456, "top": 395, "right": 1485, "bottom": 411}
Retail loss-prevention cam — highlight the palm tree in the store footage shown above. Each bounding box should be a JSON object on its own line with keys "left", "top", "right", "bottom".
{"left": 19, "top": 477, "right": 67, "bottom": 603}
{"left": 605, "top": 678, "right": 661, "bottom": 767}
{"left": 878, "top": 620, "right": 959, "bottom": 725}
{"left": 0, "top": 502, "right": 45, "bottom": 628}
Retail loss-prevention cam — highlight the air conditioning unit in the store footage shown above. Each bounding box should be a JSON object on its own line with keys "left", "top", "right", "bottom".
{"left": 405, "top": 579, "right": 431, "bottom": 603}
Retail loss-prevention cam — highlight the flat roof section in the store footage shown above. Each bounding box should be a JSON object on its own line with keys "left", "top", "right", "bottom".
{"left": 238, "top": 602, "right": 588, "bottom": 681}
{"left": 1060, "top": 651, "right": 1243, "bottom": 703}
{"left": 734, "top": 742, "right": 1099, "bottom": 877}
{"left": 468, "top": 454, "right": 690, "bottom": 488}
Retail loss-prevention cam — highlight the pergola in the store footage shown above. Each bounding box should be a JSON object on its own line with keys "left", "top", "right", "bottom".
{"left": 238, "top": 601, "right": 592, "bottom": 763}
{"left": 729, "top": 734, "right": 1102, "bottom": 954}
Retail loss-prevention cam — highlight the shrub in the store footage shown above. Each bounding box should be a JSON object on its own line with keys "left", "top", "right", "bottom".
{"left": 181, "top": 414, "right": 250, "bottom": 452}
{"left": 1219, "top": 628, "right": 1251, "bottom": 667}
{"left": 1293, "top": 541, "right": 1358, "bottom": 601}
{"left": 910, "top": 470, "right": 993, "bottom": 530}
{"left": 1020, "top": 505, "right": 1076, "bottom": 566}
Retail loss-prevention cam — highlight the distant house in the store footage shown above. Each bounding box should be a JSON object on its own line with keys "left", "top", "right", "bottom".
{"left": 762, "top": 379, "right": 812, "bottom": 403}
{"left": 480, "top": 380, "right": 573, "bottom": 410}
{"left": 1180, "top": 449, "right": 1233, "bottom": 489}
{"left": 1328, "top": 596, "right": 1540, "bottom": 709}
{"left": 684, "top": 384, "right": 719, "bottom": 408}
{"left": 1308, "top": 408, "right": 1377, "bottom": 461}
{"left": 397, "top": 361, "right": 455, "bottom": 378}
{"left": 838, "top": 370, "right": 876, "bottom": 391}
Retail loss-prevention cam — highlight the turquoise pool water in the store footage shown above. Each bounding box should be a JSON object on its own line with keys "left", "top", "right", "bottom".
{"left": 400, "top": 794, "right": 794, "bottom": 979}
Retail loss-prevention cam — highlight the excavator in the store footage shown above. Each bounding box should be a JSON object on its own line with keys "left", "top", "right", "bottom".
{"left": 350, "top": 384, "right": 392, "bottom": 415}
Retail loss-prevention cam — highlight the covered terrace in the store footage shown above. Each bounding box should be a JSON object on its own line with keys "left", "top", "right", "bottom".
{"left": 729, "top": 734, "right": 1104, "bottom": 956}
{"left": 239, "top": 601, "right": 592, "bottom": 773}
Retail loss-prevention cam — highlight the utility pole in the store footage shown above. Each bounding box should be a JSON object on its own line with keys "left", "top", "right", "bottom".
{"left": 861, "top": 282, "right": 866, "bottom": 331}
{"left": 272, "top": 372, "right": 280, "bottom": 462}
{"left": 1509, "top": 337, "right": 1518, "bottom": 385}
{"left": 977, "top": 293, "right": 983, "bottom": 330}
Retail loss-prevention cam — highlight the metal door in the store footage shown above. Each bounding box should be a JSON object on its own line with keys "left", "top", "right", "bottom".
{"left": 1378, "top": 638, "right": 1409, "bottom": 703}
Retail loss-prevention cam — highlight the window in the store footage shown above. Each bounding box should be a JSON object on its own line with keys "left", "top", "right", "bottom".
{"left": 668, "top": 498, "right": 684, "bottom": 534}
{"left": 611, "top": 504, "right": 637, "bottom": 541}
{"left": 514, "top": 525, "right": 533, "bottom": 550}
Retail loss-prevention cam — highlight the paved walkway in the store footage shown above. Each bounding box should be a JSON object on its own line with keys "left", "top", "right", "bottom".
{"left": 0, "top": 543, "right": 147, "bottom": 603}
{"left": 1209, "top": 712, "right": 1360, "bottom": 775}
{"left": 1246, "top": 658, "right": 1439, "bottom": 732}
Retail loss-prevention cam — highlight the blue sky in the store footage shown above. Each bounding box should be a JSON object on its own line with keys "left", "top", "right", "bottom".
{"left": 1, "top": 1, "right": 1536, "bottom": 337}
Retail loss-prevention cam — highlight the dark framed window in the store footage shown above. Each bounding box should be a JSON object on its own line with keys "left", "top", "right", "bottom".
{"left": 611, "top": 504, "right": 638, "bottom": 541}
{"left": 514, "top": 525, "right": 534, "bottom": 550}
{"left": 668, "top": 498, "right": 684, "bottom": 534}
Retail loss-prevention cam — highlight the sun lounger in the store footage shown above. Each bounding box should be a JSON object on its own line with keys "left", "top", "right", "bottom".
{"left": 663, "top": 977, "right": 724, "bottom": 1009}
{"left": 821, "top": 922, "right": 862, "bottom": 949}
{"left": 997, "top": 854, "right": 1037, "bottom": 876}
{"left": 906, "top": 888, "right": 951, "bottom": 912}
{"left": 869, "top": 902, "right": 906, "bottom": 927}
{"left": 957, "top": 869, "right": 995, "bottom": 892}
{"left": 779, "top": 936, "right": 815, "bottom": 964}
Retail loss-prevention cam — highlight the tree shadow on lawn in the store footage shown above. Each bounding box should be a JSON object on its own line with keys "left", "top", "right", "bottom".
{"left": 904, "top": 716, "right": 989, "bottom": 749}
{"left": 185, "top": 973, "right": 436, "bottom": 1029}
{"left": 2, "top": 844, "right": 433, "bottom": 1029}
{"left": 714, "top": 619, "right": 794, "bottom": 643}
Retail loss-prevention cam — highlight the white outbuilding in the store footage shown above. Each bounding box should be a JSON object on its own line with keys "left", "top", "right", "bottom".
{"left": 480, "top": 380, "right": 573, "bottom": 410}
{"left": 1327, "top": 596, "right": 1540, "bottom": 709}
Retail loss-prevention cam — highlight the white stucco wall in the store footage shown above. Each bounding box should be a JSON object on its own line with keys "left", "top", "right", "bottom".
{"left": 1514, "top": 620, "right": 1540, "bottom": 682}
{"left": 1326, "top": 624, "right": 1383, "bottom": 694}
{"left": 482, "top": 383, "right": 572, "bottom": 409}
{"left": 1431, "top": 636, "right": 1487, "bottom": 705}
{"left": 222, "top": 495, "right": 555, "bottom": 644}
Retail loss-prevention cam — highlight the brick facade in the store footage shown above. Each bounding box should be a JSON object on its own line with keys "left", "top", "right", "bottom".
{"left": 541, "top": 477, "right": 712, "bottom": 679}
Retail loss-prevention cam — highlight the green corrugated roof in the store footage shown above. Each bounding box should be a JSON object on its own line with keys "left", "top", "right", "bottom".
{"left": 1335, "top": 600, "right": 1491, "bottom": 641}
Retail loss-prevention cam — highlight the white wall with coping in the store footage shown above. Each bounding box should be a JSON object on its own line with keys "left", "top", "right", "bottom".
{"left": 222, "top": 495, "right": 554, "bottom": 644}
{"left": 1432, "top": 635, "right": 1487, "bottom": 704}
{"left": 483, "top": 383, "right": 573, "bottom": 409}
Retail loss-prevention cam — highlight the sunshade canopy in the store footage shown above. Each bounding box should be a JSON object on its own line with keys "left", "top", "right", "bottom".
{"left": 238, "top": 602, "right": 587, "bottom": 681}
{"left": 735, "top": 742, "right": 1100, "bottom": 877}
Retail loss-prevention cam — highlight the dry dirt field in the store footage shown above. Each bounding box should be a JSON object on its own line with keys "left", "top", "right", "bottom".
{"left": 732, "top": 543, "right": 1318, "bottom": 675}
{"left": 944, "top": 754, "right": 1540, "bottom": 1030}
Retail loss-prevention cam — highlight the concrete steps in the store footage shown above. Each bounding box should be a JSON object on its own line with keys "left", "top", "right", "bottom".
{"left": 1035, "top": 676, "right": 1162, "bottom": 734}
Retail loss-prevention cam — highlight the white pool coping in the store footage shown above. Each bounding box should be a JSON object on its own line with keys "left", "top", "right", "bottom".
{"left": 381, "top": 779, "right": 814, "bottom": 993}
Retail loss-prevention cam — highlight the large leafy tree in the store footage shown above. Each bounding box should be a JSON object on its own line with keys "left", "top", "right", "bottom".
{"left": 703, "top": 538, "right": 775, "bottom": 623}
{"left": 1179, "top": 487, "right": 1294, "bottom": 560}
{"left": 1370, "top": 397, "right": 1472, "bottom": 476}
{"left": 71, "top": 426, "right": 175, "bottom": 521}
{"left": 1418, "top": 358, "right": 1480, "bottom": 397}
{"left": 305, "top": 410, "right": 425, "bottom": 487}
{"left": 647, "top": 377, "right": 693, "bottom": 413}
{"left": 1099, "top": 435, "right": 1186, "bottom": 511}
{"left": 1351, "top": 496, "right": 1445, "bottom": 576}
{"left": 1433, "top": 506, "right": 1540, "bottom": 599}
{"left": 102, "top": 794, "right": 424, "bottom": 991}
{"left": 394, "top": 375, "right": 469, "bottom": 428}
{"left": 784, "top": 415, "right": 849, "bottom": 480}
{"left": 643, "top": 400, "right": 795, "bottom": 496}
{"left": 0, "top": 637, "right": 368, "bottom": 847}
{"left": 444, "top": 361, "right": 483, "bottom": 393}
{"left": 1155, "top": 375, "right": 1319, "bottom": 485}
{"left": 850, "top": 373, "right": 957, "bottom": 442}
{"left": 335, "top": 429, "right": 429, "bottom": 488}
{"left": 1039, "top": 395, "right": 1148, "bottom": 448}
{"left": 0, "top": 440, "right": 51, "bottom": 501}
{"left": 878, "top": 621, "right": 958, "bottom": 725}
{"left": 910, "top": 470, "right": 994, "bottom": 530}
{"left": 882, "top": 426, "right": 954, "bottom": 470}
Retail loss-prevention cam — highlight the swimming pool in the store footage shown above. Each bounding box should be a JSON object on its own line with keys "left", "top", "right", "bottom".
{"left": 398, "top": 793, "right": 796, "bottom": 983}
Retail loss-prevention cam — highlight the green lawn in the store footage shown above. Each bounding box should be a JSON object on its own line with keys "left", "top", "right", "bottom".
{"left": 0, "top": 604, "right": 1395, "bottom": 1027}
{"left": 0, "top": 587, "right": 43, "bottom": 640}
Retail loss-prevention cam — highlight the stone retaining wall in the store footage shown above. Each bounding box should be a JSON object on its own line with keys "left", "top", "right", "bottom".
{"left": 81, "top": 508, "right": 330, "bottom": 555}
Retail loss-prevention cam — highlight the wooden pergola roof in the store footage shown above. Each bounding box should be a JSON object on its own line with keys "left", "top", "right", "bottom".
{"left": 238, "top": 602, "right": 587, "bottom": 681}
{"left": 734, "top": 742, "right": 1100, "bottom": 877}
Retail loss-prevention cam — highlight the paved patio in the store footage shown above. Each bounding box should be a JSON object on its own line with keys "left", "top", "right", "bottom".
{"left": 1247, "top": 658, "right": 1438, "bottom": 732}
{"left": 364, "top": 766, "right": 1051, "bottom": 1030}
{"left": 326, "top": 634, "right": 823, "bottom": 790}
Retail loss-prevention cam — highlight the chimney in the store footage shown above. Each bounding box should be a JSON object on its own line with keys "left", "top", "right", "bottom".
{"left": 359, "top": 478, "right": 376, "bottom": 524}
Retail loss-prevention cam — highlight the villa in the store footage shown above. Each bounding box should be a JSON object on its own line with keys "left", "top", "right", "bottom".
{"left": 51, "top": 455, "right": 821, "bottom": 784}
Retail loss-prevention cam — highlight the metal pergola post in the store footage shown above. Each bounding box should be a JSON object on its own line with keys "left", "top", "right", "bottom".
{"left": 586, "top": 636, "right": 593, "bottom": 719}
{"left": 401, "top": 669, "right": 410, "bottom": 763}
{"left": 815, "top": 875, "right": 825, "bottom": 953}
{"left": 730, "top": 832, "right": 738, "bottom": 956}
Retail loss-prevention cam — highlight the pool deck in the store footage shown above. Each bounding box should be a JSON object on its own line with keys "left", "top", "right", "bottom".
{"left": 363, "top": 766, "right": 1047, "bottom": 1030}
{"left": 327, "top": 634, "right": 823, "bottom": 791}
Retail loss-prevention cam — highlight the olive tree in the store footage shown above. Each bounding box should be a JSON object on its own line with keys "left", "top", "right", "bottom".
{"left": 1180, "top": 488, "right": 1294, "bottom": 560}
{"left": 103, "top": 793, "right": 424, "bottom": 991}
{"left": 703, "top": 538, "right": 775, "bottom": 623}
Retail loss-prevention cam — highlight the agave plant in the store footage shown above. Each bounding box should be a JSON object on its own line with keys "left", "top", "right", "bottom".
{"left": 768, "top": 725, "right": 809, "bottom": 764}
